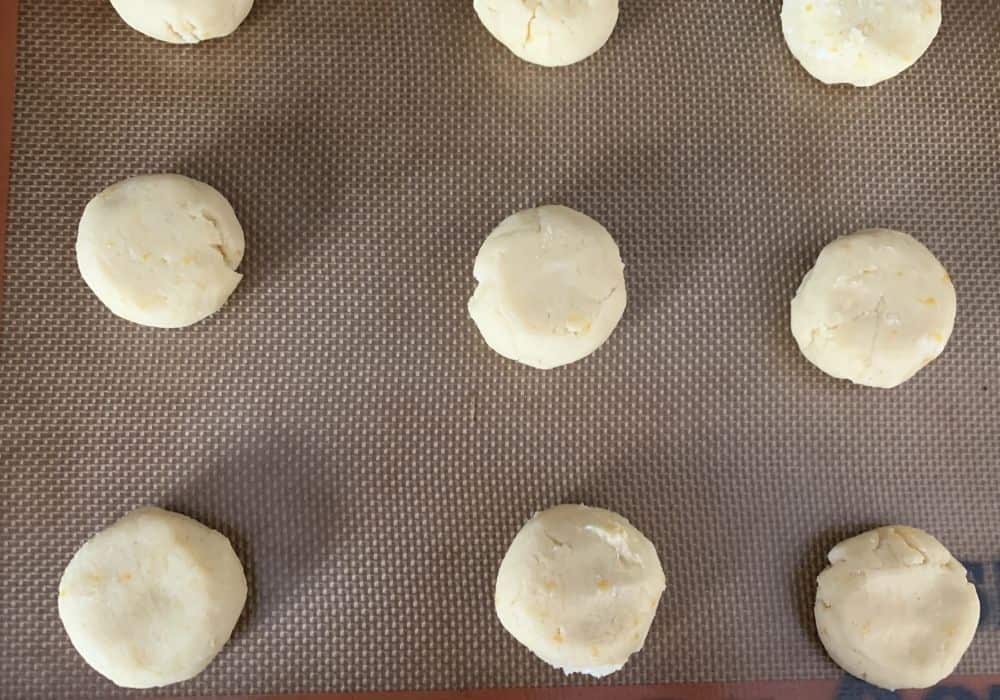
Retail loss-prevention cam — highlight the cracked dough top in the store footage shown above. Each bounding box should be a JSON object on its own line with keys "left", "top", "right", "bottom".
{"left": 468, "top": 204, "right": 627, "bottom": 370}
{"left": 473, "top": 0, "right": 619, "bottom": 67}
{"left": 109, "top": 0, "right": 254, "bottom": 44}
{"left": 781, "top": 0, "right": 942, "bottom": 87}
{"left": 77, "top": 174, "right": 246, "bottom": 328}
{"left": 494, "top": 504, "right": 666, "bottom": 677}
{"left": 790, "top": 228, "right": 955, "bottom": 388}
{"left": 814, "top": 525, "right": 980, "bottom": 691}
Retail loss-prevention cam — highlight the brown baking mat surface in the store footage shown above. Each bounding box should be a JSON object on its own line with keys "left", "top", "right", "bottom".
{"left": 145, "top": 677, "right": 1000, "bottom": 700}
{"left": 1, "top": 1, "right": 999, "bottom": 698}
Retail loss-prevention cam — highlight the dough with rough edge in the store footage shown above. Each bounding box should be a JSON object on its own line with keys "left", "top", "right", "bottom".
{"left": 781, "top": 0, "right": 942, "bottom": 87}
{"left": 474, "top": 0, "right": 619, "bottom": 67}
{"left": 790, "top": 228, "right": 955, "bottom": 388}
{"left": 109, "top": 0, "right": 254, "bottom": 44}
{"left": 77, "top": 174, "right": 246, "bottom": 328}
{"left": 495, "top": 504, "right": 666, "bottom": 677}
{"left": 468, "top": 205, "right": 626, "bottom": 370}
{"left": 815, "top": 525, "right": 979, "bottom": 690}
{"left": 58, "top": 507, "right": 248, "bottom": 688}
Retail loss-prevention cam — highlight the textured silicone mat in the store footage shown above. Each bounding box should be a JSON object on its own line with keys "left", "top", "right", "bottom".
{"left": 1, "top": 1, "right": 999, "bottom": 698}
{"left": 143, "top": 677, "right": 1000, "bottom": 700}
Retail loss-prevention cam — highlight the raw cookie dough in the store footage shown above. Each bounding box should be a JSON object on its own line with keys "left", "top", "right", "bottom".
{"left": 495, "top": 504, "right": 666, "bottom": 677}
{"left": 790, "top": 228, "right": 955, "bottom": 388}
{"left": 468, "top": 205, "right": 627, "bottom": 369}
{"left": 58, "top": 507, "right": 248, "bottom": 688}
{"left": 474, "top": 0, "right": 619, "bottom": 67}
{"left": 109, "top": 0, "right": 254, "bottom": 44}
{"left": 77, "top": 174, "right": 246, "bottom": 328}
{"left": 781, "top": 0, "right": 942, "bottom": 87}
{"left": 815, "top": 525, "right": 980, "bottom": 690}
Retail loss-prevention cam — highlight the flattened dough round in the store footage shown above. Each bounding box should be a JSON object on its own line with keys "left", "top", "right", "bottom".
{"left": 58, "top": 507, "right": 248, "bottom": 688}
{"left": 815, "top": 525, "right": 979, "bottom": 690}
{"left": 790, "top": 228, "right": 955, "bottom": 388}
{"left": 495, "top": 504, "right": 666, "bottom": 677}
{"left": 474, "top": 0, "right": 619, "bottom": 67}
{"left": 77, "top": 174, "right": 246, "bottom": 328}
{"left": 468, "top": 205, "right": 627, "bottom": 369}
{"left": 781, "top": 0, "right": 942, "bottom": 87}
{"left": 109, "top": 0, "right": 254, "bottom": 44}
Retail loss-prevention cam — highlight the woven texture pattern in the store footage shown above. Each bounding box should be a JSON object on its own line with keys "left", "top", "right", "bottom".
{"left": 1, "top": 1, "right": 999, "bottom": 697}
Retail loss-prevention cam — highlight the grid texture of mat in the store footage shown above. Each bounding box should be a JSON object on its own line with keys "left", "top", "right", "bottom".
{"left": 1, "top": 1, "right": 999, "bottom": 697}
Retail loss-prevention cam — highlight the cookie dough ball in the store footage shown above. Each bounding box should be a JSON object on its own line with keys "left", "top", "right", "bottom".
{"left": 815, "top": 526, "right": 979, "bottom": 690}
{"left": 109, "top": 0, "right": 254, "bottom": 44}
{"left": 468, "top": 205, "right": 626, "bottom": 369}
{"left": 495, "top": 504, "right": 666, "bottom": 677}
{"left": 474, "top": 0, "right": 619, "bottom": 67}
{"left": 58, "top": 507, "right": 247, "bottom": 688}
{"left": 790, "top": 229, "right": 955, "bottom": 388}
{"left": 781, "top": 0, "right": 942, "bottom": 87}
{"left": 77, "top": 174, "right": 246, "bottom": 328}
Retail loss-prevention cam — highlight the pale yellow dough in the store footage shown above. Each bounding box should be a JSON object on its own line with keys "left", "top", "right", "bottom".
{"left": 77, "top": 174, "right": 246, "bottom": 328}
{"left": 468, "top": 205, "right": 627, "bottom": 369}
{"left": 495, "top": 505, "right": 666, "bottom": 677}
{"left": 781, "top": 0, "right": 942, "bottom": 87}
{"left": 109, "top": 0, "right": 254, "bottom": 44}
{"left": 58, "top": 507, "right": 248, "bottom": 688}
{"left": 474, "top": 0, "right": 619, "bottom": 67}
{"left": 815, "top": 526, "right": 980, "bottom": 690}
{"left": 791, "top": 228, "right": 955, "bottom": 388}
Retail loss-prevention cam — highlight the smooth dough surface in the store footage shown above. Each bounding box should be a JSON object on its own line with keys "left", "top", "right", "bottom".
{"left": 474, "top": 0, "right": 619, "bottom": 67}
{"left": 791, "top": 228, "right": 955, "bottom": 388}
{"left": 781, "top": 0, "right": 942, "bottom": 87}
{"left": 468, "top": 205, "right": 626, "bottom": 369}
{"left": 495, "top": 504, "right": 666, "bottom": 677}
{"left": 109, "top": 0, "right": 254, "bottom": 44}
{"left": 77, "top": 174, "right": 246, "bottom": 328}
{"left": 58, "top": 507, "right": 248, "bottom": 688}
{"left": 815, "top": 525, "right": 979, "bottom": 690}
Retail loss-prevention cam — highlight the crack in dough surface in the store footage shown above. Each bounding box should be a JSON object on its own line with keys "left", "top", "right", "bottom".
{"left": 790, "top": 228, "right": 955, "bottom": 388}
{"left": 781, "top": 0, "right": 942, "bottom": 86}
{"left": 110, "top": 0, "right": 254, "bottom": 44}
{"left": 815, "top": 525, "right": 979, "bottom": 691}
{"left": 495, "top": 505, "right": 666, "bottom": 677}
{"left": 468, "top": 205, "right": 627, "bottom": 369}
{"left": 76, "top": 174, "right": 246, "bottom": 328}
{"left": 474, "top": 0, "right": 619, "bottom": 67}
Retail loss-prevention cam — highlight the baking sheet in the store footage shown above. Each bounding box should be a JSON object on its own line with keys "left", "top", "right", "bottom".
{"left": 1, "top": 1, "right": 999, "bottom": 698}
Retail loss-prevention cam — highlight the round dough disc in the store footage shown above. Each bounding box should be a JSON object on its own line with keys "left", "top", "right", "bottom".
{"left": 109, "top": 0, "right": 254, "bottom": 44}
{"left": 790, "top": 228, "right": 955, "bottom": 388}
{"left": 815, "top": 526, "right": 980, "bottom": 690}
{"left": 474, "top": 0, "right": 619, "bottom": 67}
{"left": 58, "top": 507, "right": 248, "bottom": 688}
{"left": 781, "top": 0, "right": 942, "bottom": 87}
{"left": 468, "top": 205, "right": 627, "bottom": 369}
{"left": 495, "top": 504, "right": 666, "bottom": 677}
{"left": 77, "top": 174, "right": 246, "bottom": 328}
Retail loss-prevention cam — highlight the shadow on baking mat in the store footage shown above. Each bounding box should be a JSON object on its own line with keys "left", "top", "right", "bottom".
{"left": 162, "top": 431, "right": 354, "bottom": 644}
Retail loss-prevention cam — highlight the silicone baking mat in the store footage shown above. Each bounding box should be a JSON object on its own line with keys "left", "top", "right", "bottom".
{"left": 1, "top": 1, "right": 998, "bottom": 698}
